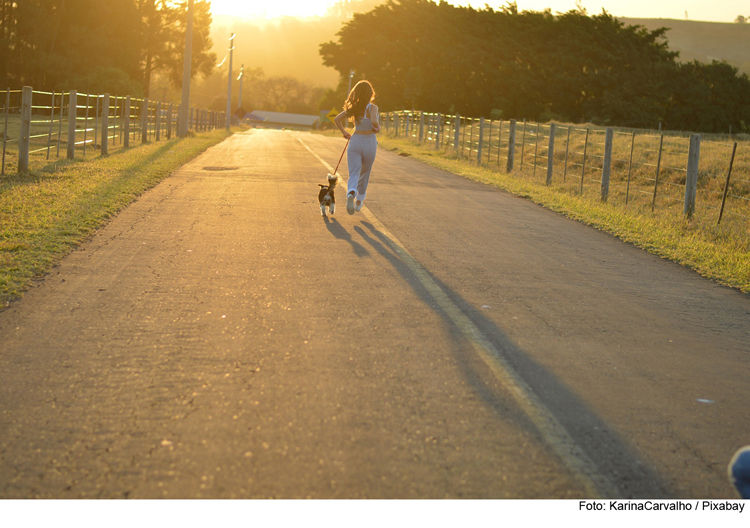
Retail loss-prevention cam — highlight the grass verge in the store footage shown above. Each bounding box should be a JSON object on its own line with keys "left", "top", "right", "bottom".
{"left": 377, "top": 135, "right": 750, "bottom": 294}
{"left": 0, "top": 128, "right": 232, "bottom": 306}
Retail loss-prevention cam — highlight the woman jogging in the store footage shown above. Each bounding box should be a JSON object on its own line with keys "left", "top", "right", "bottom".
{"left": 334, "top": 80, "right": 380, "bottom": 215}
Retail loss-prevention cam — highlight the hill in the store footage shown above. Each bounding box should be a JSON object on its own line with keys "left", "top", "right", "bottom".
{"left": 619, "top": 18, "right": 750, "bottom": 75}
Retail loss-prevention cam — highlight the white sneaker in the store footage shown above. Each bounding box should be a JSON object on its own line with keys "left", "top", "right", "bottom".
{"left": 355, "top": 200, "right": 363, "bottom": 212}
{"left": 346, "top": 193, "right": 355, "bottom": 215}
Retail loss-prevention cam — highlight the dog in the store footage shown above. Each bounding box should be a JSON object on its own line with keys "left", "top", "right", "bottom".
{"left": 318, "top": 173, "right": 338, "bottom": 216}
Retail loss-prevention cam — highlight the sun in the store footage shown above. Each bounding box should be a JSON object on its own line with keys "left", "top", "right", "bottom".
{"left": 209, "top": 0, "right": 336, "bottom": 19}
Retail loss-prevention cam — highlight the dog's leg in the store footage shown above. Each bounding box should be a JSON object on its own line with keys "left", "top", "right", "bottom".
{"left": 320, "top": 203, "right": 327, "bottom": 216}
{"left": 329, "top": 203, "right": 335, "bottom": 215}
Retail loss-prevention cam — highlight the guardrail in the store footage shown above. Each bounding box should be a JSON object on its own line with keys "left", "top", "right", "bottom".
{"left": 381, "top": 110, "right": 750, "bottom": 226}
{"left": 2, "top": 86, "right": 225, "bottom": 175}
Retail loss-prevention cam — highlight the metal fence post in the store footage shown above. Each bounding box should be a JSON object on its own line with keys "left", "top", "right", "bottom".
{"left": 580, "top": 128, "right": 590, "bottom": 193}
{"left": 141, "top": 98, "right": 149, "bottom": 143}
{"left": 453, "top": 114, "right": 461, "bottom": 152}
{"left": 601, "top": 127, "right": 613, "bottom": 201}
{"left": 419, "top": 112, "right": 424, "bottom": 142}
{"left": 718, "top": 142, "right": 737, "bottom": 224}
{"left": 477, "top": 117, "right": 484, "bottom": 163}
{"left": 684, "top": 134, "right": 701, "bottom": 218}
{"left": 101, "top": 94, "right": 110, "bottom": 155}
{"left": 546, "top": 123, "right": 556, "bottom": 186}
{"left": 67, "top": 90, "right": 77, "bottom": 160}
{"left": 19, "top": 86, "right": 32, "bottom": 171}
{"left": 506, "top": 119, "right": 516, "bottom": 172}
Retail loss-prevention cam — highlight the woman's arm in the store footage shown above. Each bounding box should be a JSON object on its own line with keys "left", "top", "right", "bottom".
{"left": 370, "top": 104, "right": 380, "bottom": 132}
{"left": 334, "top": 111, "right": 351, "bottom": 139}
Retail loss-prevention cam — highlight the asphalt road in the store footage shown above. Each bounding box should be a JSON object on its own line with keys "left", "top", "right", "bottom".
{"left": 1, "top": 129, "right": 748, "bottom": 499}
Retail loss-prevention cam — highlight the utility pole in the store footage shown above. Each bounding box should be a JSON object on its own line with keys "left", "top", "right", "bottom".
{"left": 225, "top": 33, "right": 235, "bottom": 130}
{"left": 178, "top": 0, "right": 193, "bottom": 137}
{"left": 347, "top": 69, "right": 355, "bottom": 95}
{"left": 237, "top": 65, "right": 244, "bottom": 113}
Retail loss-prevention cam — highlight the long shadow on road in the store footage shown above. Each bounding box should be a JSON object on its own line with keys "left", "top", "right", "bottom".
{"left": 349, "top": 220, "right": 671, "bottom": 499}
{"left": 323, "top": 216, "right": 369, "bottom": 258}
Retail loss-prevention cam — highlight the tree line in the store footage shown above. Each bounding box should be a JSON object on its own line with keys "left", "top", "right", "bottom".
{"left": 0, "top": 0, "right": 215, "bottom": 97}
{"left": 320, "top": 0, "right": 750, "bottom": 133}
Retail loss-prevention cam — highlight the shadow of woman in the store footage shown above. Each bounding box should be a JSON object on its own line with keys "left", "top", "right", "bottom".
{"left": 323, "top": 216, "right": 370, "bottom": 258}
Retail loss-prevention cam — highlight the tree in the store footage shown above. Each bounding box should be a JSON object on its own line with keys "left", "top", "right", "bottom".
{"left": 1, "top": 0, "right": 141, "bottom": 90}
{"left": 0, "top": 0, "right": 215, "bottom": 97}
{"left": 139, "top": 0, "right": 215, "bottom": 97}
{"left": 320, "top": 0, "right": 750, "bottom": 132}
{"left": 666, "top": 61, "right": 750, "bottom": 132}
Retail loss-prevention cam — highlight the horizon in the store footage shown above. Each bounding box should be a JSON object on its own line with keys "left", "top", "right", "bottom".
{"left": 209, "top": 0, "right": 747, "bottom": 24}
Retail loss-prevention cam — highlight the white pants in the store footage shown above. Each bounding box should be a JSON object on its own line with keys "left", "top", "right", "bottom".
{"left": 347, "top": 134, "right": 377, "bottom": 201}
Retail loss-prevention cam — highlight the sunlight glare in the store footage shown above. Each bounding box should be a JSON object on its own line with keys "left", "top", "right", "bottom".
{"left": 209, "top": 0, "right": 336, "bottom": 19}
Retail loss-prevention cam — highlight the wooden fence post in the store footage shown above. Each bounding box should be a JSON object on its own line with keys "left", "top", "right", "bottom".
{"left": 533, "top": 123, "right": 540, "bottom": 176}
{"left": 436, "top": 113, "right": 441, "bottom": 150}
{"left": 101, "top": 94, "right": 110, "bottom": 155}
{"left": 684, "top": 134, "right": 701, "bottom": 218}
{"left": 563, "top": 126, "right": 571, "bottom": 182}
{"left": 546, "top": 123, "right": 556, "bottom": 185}
{"left": 67, "top": 90, "right": 77, "bottom": 160}
{"left": 394, "top": 113, "right": 399, "bottom": 138}
{"left": 651, "top": 133, "right": 664, "bottom": 211}
{"left": 141, "top": 99, "right": 149, "bottom": 143}
{"left": 19, "top": 86, "right": 32, "bottom": 171}
{"left": 453, "top": 114, "right": 461, "bottom": 152}
{"left": 124, "top": 96, "right": 131, "bottom": 148}
{"left": 477, "top": 117, "right": 484, "bottom": 164}
{"left": 419, "top": 112, "right": 424, "bottom": 142}
{"left": 168, "top": 103, "right": 173, "bottom": 139}
{"left": 155, "top": 102, "right": 161, "bottom": 141}
{"left": 601, "top": 127, "right": 614, "bottom": 201}
{"left": 506, "top": 119, "right": 516, "bottom": 172}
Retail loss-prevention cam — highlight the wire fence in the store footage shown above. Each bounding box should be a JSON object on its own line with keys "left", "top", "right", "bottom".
{"left": 381, "top": 110, "right": 750, "bottom": 229}
{"left": 2, "top": 86, "right": 226, "bottom": 175}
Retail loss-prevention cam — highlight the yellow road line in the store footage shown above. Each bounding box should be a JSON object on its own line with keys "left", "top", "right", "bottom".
{"left": 296, "top": 134, "right": 620, "bottom": 498}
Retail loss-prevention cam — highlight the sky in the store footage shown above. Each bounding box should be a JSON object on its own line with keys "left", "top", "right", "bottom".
{"left": 209, "top": 0, "right": 748, "bottom": 23}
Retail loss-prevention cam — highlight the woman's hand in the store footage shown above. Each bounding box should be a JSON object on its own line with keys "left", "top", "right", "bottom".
{"left": 343, "top": 131, "right": 352, "bottom": 140}
{"left": 372, "top": 124, "right": 380, "bottom": 133}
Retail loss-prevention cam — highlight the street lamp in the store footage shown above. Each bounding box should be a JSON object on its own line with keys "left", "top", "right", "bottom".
{"left": 178, "top": 0, "right": 194, "bottom": 137}
{"left": 237, "top": 65, "right": 244, "bottom": 114}
{"left": 225, "top": 33, "right": 235, "bottom": 130}
{"left": 347, "top": 69, "right": 355, "bottom": 95}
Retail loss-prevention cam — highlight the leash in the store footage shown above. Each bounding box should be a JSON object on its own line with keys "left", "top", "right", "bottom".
{"left": 332, "top": 137, "right": 351, "bottom": 176}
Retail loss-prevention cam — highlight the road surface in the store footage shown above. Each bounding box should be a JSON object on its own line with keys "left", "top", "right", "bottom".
{"left": 1, "top": 129, "right": 748, "bottom": 498}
